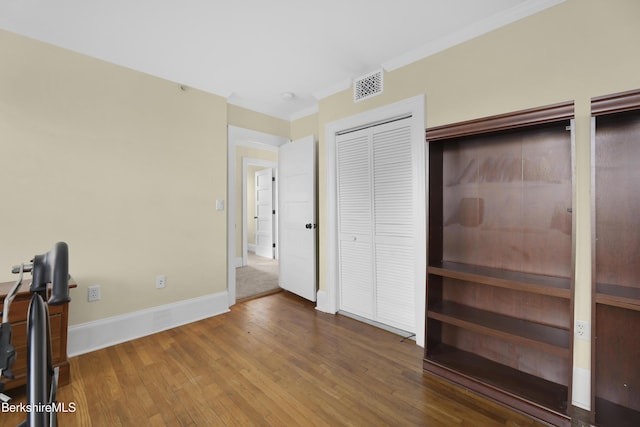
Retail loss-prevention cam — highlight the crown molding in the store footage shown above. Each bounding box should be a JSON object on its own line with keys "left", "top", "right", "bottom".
{"left": 382, "top": 0, "right": 566, "bottom": 72}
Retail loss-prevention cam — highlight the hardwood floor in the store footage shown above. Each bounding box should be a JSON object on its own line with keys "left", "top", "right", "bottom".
{"left": 1, "top": 292, "right": 546, "bottom": 426}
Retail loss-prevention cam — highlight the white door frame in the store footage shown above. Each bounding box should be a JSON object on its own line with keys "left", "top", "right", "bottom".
{"left": 227, "top": 126, "right": 288, "bottom": 307}
{"left": 244, "top": 160, "right": 278, "bottom": 263}
{"left": 321, "top": 95, "right": 426, "bottom": 346}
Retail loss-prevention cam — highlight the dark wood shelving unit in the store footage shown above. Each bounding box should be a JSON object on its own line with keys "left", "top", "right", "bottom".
{"left": 426, "top": 344, "right": 569, "bottom": 416}
{"left": 595, "top": 283, "right": 640, "bottom": 309}
{"left": 424, "top": 102, "right": 575, "bottom": 427}
{"left": 591, "top": 89, "right": 640, "bottom": 427}
{"left": 428, "top": 261, "right": 572, "bottom": 298}
{"left": 428, "top": 301, "right": 571, "bottom": 354}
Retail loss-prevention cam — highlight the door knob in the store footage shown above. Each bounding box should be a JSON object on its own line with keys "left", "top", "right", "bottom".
{"left": 305, "top": 223, "right": 312, "bottom": 229}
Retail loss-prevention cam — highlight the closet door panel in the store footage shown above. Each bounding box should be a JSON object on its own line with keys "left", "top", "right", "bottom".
{"left": 372, "top": 124, "right": 414, "bottom": 237}
{"left": 336, "top": 130, "right": 374, "bottom": 317}
{"left": 337, "top": 131, "right": 372, "bottom": 237}
{"left": 372, "top": 121, "right": 416, "bottom": 332}
{"left": 375, "top": 242, "right": 415, "bottom": 331}
{"left": 339, "top": 239, "right": 374, "bottom": 318}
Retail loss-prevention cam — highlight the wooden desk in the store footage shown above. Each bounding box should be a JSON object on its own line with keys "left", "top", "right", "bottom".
{"left": 0, "top": 278, "right": 76, "bottom": 391}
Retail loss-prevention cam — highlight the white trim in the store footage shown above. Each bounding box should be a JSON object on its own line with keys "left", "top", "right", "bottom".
{"left": 67, "top": 292, "right": 230, "bottom": 357}
{"left": 237, "top": 139, "right": 279, "bottom": 152}
{"left": 228, "top": 128, "right": 237, "bottom": 306}
{"left": 315, "top": 289, "right": 330, "bottom": 313}
{"left": 324, "top": 95, "right": 426, "bottom": 347}
{"left": 382, "top": 0, "right": 566, "bottom": 72}
{"left": 571, "top": 366, "right": 591, "bottom": 410}
{"left": 230, "top": 126, "right": 287, "bottom": 151}
{"left": 227, "top": 126, "right": 289, "bottom": 307}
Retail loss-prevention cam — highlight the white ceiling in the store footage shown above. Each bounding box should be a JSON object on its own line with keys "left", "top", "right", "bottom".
{"left": 0, "top": 0, "right": 563, "bottom": 120}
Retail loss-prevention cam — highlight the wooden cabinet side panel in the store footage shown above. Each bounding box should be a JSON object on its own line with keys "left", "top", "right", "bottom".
{"left": 594, "top": 112, "right": 640, "bottom": 289}
{"left": 595, "top": 304, "right": 640, "bottom": 412}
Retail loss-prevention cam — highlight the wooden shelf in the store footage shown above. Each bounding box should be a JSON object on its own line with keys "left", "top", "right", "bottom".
{"left": 428, "top": 261, "right": 571, "bottom": 298}
{"left": 424, "top": 344, "right": 569, "bottom": 424}
{"left": 595, "top": 283, "right": 640, "bottom": 310}
{"left": 425, "top": 101, "right": 575, "bottom": 425}
{"left": 428, "top": 301, "right": 570, "bottom": 356}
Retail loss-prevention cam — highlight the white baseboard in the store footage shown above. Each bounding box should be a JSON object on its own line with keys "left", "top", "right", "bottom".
{"left": 67, "top": 291, "right": 230, "bottom": 357}
{"left": 572, "top": 367, "right": 591, "bottom": 410}
{"left": 235, "top": 256, "right": 243, "bottom": 267}
{"left": 247, "top": 244, "right": 256, "bottom": 253}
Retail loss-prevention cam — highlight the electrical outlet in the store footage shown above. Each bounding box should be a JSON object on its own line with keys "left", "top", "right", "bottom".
{"left": 88, "top": 285, "right": 101, "bottom": 302}
{"left": 575, "top": 320, "right": 590, "bottom": 341}
{"left": 156, "top": 275, "right": 166, "bottom": 289}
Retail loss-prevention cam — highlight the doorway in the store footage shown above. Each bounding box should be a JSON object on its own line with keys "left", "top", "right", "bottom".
{"left": 227, "top": 126, "right": 288, "bottom": 306}
{"left": 236, "top": 252, "right": 279, "bottom": 300}
{"left": 238, "top": 160, "right": 280, "bottom": 301}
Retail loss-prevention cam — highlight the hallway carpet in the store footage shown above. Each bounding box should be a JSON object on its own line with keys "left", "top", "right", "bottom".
{"left": 236, "top": 252, "right": 280, "bottom": 300}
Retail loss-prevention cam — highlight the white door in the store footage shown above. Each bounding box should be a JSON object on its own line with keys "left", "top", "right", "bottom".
{"left": 336, "top": 118, "right": 416, "bottom": 333}
{"left": 278, "top": 136, "right": 317, "bottom": 301}
{"left": 255, "top": 168, "right": 274, "bottom": 259}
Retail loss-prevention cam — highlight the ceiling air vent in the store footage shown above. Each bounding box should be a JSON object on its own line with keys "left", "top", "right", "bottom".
{"left": 353, "top": 69, "right": 384, "bottom": 102}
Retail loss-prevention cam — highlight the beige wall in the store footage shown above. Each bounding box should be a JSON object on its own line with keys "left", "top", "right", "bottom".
{"left": 290, "top": 113, "right": 319, "bottom": 141}
{"left": 228, "top": 104, "right": 289, "bottom": 138}
{"left": 0, "top": 31, "right": 228, "bottom": 325}
{"left": 315, "top": 0, "right": 640, "bottom": 377}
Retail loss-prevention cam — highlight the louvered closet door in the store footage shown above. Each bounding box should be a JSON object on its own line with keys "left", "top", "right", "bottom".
{"left": 336, "top": 117, "right": 415, "bottom": 333}
{"left": 372, "top": 120, "right": 415, "bottom": 332}
{"left": 336, "top": 129, "right": 374, "bottom": 318}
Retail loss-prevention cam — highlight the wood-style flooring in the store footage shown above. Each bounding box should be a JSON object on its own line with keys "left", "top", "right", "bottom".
{"left": 1, "top": 292, "right": 546, "bottom": 426}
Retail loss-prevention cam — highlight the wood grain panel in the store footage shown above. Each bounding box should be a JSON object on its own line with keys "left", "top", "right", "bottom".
{"left": 426, "top": 101, "right": 574, "bottom": 141}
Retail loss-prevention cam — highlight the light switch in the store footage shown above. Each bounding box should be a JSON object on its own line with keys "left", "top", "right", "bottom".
{"left": 216, "top": 199, "right": 225, "bottom": 211}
